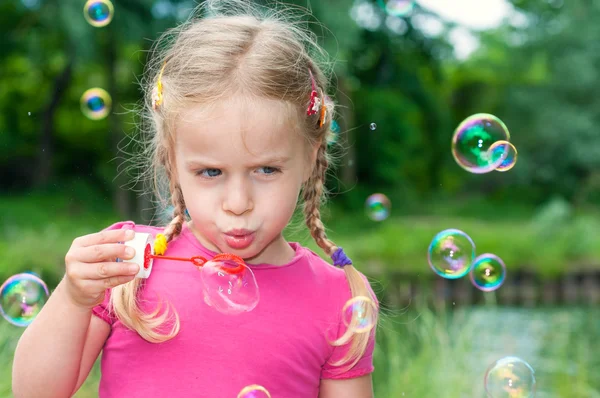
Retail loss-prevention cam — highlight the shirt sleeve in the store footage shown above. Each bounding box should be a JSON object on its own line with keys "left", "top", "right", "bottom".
{"left": 91, "top": 220, "right": 136, "bottom": 326}
{"left": 321, "top": 273, "right": 378, "bottom": 380}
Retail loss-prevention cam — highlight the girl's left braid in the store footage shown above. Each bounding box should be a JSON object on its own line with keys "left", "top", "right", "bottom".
{"left": 164, "top": 182, "right": 186, "bottom": 243}
{"left": 302, "top": 140, "right": 337, "bottom": 257}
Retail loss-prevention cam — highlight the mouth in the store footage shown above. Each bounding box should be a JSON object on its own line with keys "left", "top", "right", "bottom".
{"left": 223, "top": 229, "right": 255, "bottom": 250}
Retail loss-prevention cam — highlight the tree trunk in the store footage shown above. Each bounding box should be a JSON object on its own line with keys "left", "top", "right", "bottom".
{"left": 34, "top": 52, "right": 74, "bottom": 188}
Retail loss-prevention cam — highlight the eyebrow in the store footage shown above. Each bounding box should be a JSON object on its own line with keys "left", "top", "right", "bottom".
{"left": 185, "top": 155, "right": 292, "bottom": 168}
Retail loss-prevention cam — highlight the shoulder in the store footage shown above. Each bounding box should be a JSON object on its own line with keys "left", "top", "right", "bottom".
{"left": 294, "top": 244, "right": 367, "bottom": 300}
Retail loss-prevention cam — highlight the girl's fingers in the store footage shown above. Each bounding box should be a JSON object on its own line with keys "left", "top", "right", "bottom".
{"left": 74, "top": 228, "right": 135, "bottom": 248}
{"left": 71, "top": 243, "right": 136, "bottom": 264}
{"left": 76, "top": 261, "right": 140, "bottom": 281}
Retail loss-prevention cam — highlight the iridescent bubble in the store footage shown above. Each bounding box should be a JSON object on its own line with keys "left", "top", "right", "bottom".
{"left": 485, "top": 356, "right": 536, "bottom": 398}
{"left": 489, "top": 140, "right": 518, "bottom": 172}
{"left": 428, "top": 229, "right": 476, "bottom": 279}
{"left": 0, "top": 273, "right": 49, "bottom": 327}
{"left": 377, "top": 0, "right": 415, "bottom": 17}
{"left": 470, "top": 254, "right": 506, "bottom": 292}
{"left": 342, "top": 296, "right": 377, "bottom": 334}
{"left": 365, "top": 193, "right": 391, "bottom": 221}
{"left": 80, "top": 88, "right": 112, "bottom": 120}
{"left": 237, "top": 385, "right": 271, "bottom": 398}
{"left": 200, "top": 260, "right": 259, "bottom": 315}
{"left": 370, "top": 122, "right": 377, "bottom": 131}
{"left": 452, "top": 114, "right": 511, "bottom": 174}
{"left": 327, "top": 120, "right": 340, "bottom": 145}
{"left": 83, "top": 0, "right": 114, "bottom": 27}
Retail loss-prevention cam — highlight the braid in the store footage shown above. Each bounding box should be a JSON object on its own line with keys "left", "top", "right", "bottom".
{"left": 163, "top": 182, "right": 186, "bottom": 243}
{"left": 302, "top": 140, "right": 337, "bottom": 256}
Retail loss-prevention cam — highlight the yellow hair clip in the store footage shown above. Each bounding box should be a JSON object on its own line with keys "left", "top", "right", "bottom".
{"left": 154, "top": 233, "right": 167, "bottom": 255}
{"left": 152, "top": 61, "right": 167, "bottom": 110}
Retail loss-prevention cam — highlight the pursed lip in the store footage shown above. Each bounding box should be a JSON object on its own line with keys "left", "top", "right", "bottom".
{"left": 224, "top": 228, "right": 254, "bottom": 236}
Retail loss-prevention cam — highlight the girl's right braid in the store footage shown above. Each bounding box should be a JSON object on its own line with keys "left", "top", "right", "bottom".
{"left": 302, "top": 140, "right": 338, "bottom": 257}
{"left": 163, "top": 182, "right": 186, "bottom": 243}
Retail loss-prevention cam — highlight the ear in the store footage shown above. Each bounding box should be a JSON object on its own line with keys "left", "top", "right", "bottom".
{"left": 303, "top": 140, "right": 322, "bottom": 183}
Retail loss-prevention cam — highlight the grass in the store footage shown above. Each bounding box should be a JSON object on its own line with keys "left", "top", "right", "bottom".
{"left": 2, "top": 304, "right": 599, "bottom": 397}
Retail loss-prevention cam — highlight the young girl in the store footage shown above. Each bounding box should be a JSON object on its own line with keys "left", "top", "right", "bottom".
{"left": 12, "top": 1, "right": 378, "bottom": 397}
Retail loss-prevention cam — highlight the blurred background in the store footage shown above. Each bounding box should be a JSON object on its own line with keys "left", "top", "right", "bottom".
{"left": 1, "top": 0, "right": 600, "bottom": 396}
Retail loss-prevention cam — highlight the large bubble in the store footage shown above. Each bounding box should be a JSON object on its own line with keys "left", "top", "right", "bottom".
{"left": 485, "top": 356, "right": 536, "bottom": 398}
{"left": 428, "top": 229, "right": 476, "bottom": 279}
{"left": 0, "top": 273, "right": 49, "bottom": 327}
{"left": 451, "top": 113, "right": 511, "bottom": 174}
{"left": 200, "top": 260, "right": 259, "bottom": 315}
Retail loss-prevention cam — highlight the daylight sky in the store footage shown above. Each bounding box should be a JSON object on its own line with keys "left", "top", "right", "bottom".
{"left": 416, "top": 0, "right": 517, "bottom": 58}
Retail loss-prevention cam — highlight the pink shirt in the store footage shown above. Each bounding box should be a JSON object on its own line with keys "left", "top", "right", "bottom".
{"left": 92, "top": 221, "right": 376, "bottom": 397}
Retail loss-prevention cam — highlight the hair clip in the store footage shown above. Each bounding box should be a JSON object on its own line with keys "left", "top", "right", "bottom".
{"left": 152, "top": 61, "right": 167, "bottom": 110}
{"left": 319, "top": 93, "right": 327, "bottom": 128}
{"left": 154, "top": 233, "right": 167, "bottom": 255}
{"left": 307, "top": 69, "right": 320, "bottom": 116}
{"left": 331, "top": 247, "right": 353, "bottom": 268}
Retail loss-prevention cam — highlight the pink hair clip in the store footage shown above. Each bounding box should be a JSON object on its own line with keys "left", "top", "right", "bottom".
{"left": 307, "top": 69, "right": 320, "bottom": 116}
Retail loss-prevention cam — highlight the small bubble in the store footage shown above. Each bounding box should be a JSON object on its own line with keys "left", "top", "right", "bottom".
{"left": 370, "top": 122, "right": 377, "bottom": 131}
{"left": 237, "top": 385, "right": 271, "bottom": 398}
{"left": 80, "top": 88, "right": 112, "bottom": 120}
{"left": 342, "top": 296, "right": 377, "bottom": 334}
{"left": 377, "top": 0, "right": 415, "bottom": 16}
{"left": 83, "top": 0, "right": 114, "bottom": 27}
{"left": 365, "top": 193, "right": 391, "bottom": 221}
{"left": 28, "top": 112, "right": 31, "bottom": 116}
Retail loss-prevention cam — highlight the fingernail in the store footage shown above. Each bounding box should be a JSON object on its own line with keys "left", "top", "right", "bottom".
{"left": 125, "top": 230, "right": 135, "bottom": 239}
{"left": 126, "top": 247, "right": 135, "bottom": 257}
{"left": 128, "top": 264, "right": 139, "bottom": 273}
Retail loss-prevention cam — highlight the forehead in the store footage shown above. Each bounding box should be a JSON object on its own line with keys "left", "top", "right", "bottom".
{"left": 174, "top": 96, "right": 305, "bottom": 161}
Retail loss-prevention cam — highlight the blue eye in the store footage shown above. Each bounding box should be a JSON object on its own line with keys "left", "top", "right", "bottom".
{"left": 258, "top": 166, "right": 280, "bottom": 175}
{"left": 197, "top": 169, "right": 222, "bottom": 178}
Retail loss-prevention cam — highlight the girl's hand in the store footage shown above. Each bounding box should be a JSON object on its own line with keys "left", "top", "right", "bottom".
{"left": 63, "top": 228, "right": 140, "bottom": 309}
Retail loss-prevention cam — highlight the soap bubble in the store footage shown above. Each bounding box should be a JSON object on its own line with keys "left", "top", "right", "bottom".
{"left": 489, "top": 140, "right": 518, "bottom": 172}
{"left": 485, "top": 356, "right": 536, "bottom": 398}
{"left": 452, "top": 113, "right": 511, "bottom": 174}
{"left": 370, "top": 122, "right": 377, "bottom": 131}
{"left": 237, "top": 385, "right": 271, "bottom": 398}
{"left": 80, "top": 88, "right": 112, "bottom": 120}
{"left": 365, "top": 193, "right": 391, "bottom": 221}
{"left": 83, "top": 0, "right": 114, "bottom": 27}
{"left": 342, "top": 296, "right": 378, "bottom": 334}
{"left": 428, "top": 229, "right": 476, "bottom": 279}
{"left": 377, "top": 0, "right": 415, "bottom": 17}
{"left": 201, "top": 260, "right": 259, "bottom": 315}
{"left": 327, "top": 120, "right": 340, "bottom": 145}
{"left": 0, "top": 273, "right": 49, "bottom": 327}
{"left": 470, "top": 254, "right": 506, "bottom": 292}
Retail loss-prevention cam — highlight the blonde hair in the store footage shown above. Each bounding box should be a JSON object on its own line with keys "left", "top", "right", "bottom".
{"left": 111, "top": 0, "right": 378, "bottom": 370}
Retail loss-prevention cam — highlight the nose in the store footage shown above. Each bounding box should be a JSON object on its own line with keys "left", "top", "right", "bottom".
{"left": 222, "top": 177, "right": 254, "bottom": 215}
